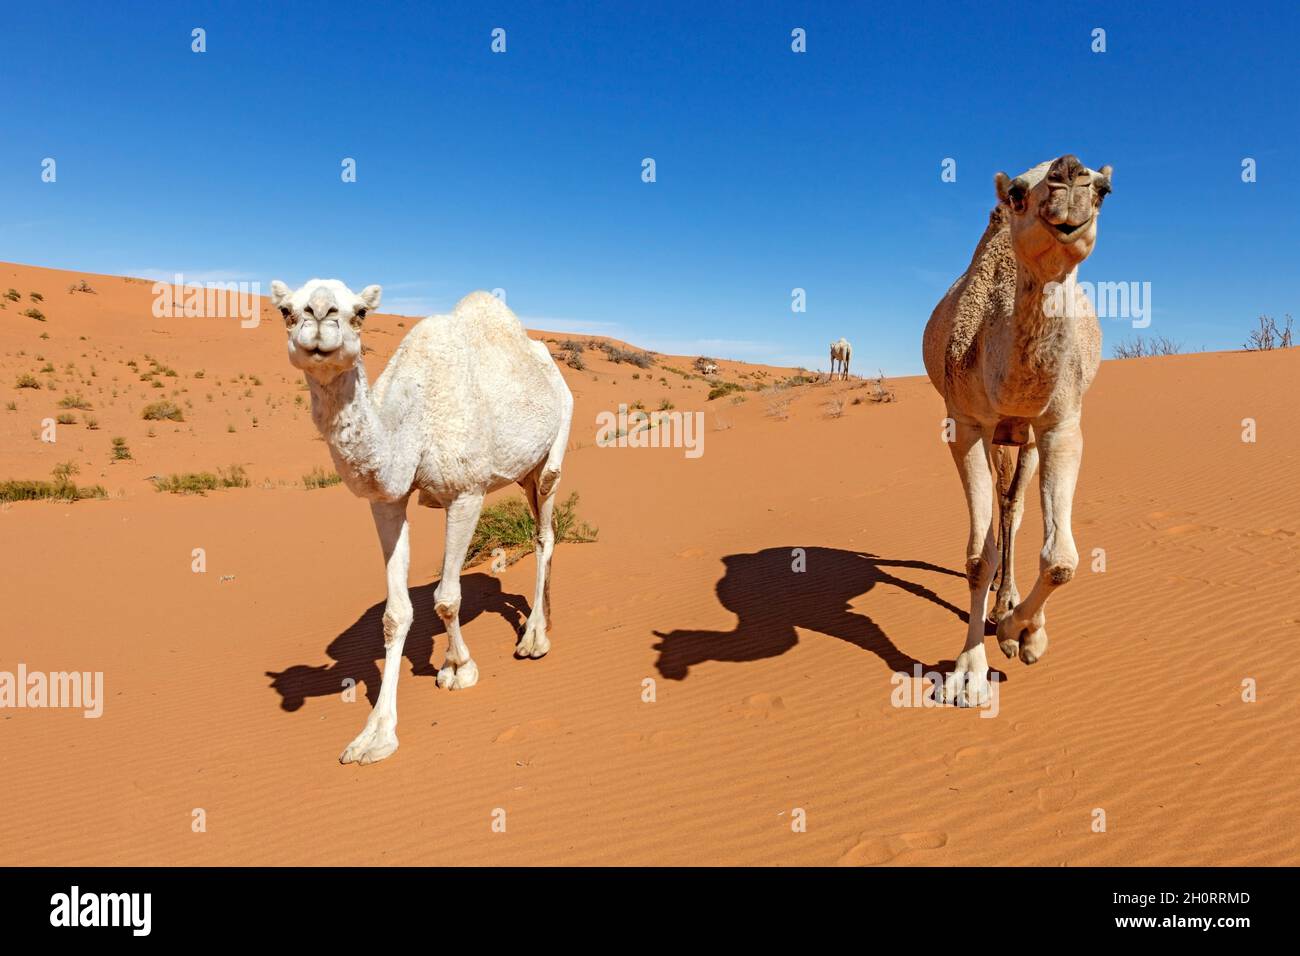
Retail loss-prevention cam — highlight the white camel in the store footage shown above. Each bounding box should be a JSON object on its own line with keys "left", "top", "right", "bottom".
{"left": 270, "top": 280, "right": 574, "bottom": 765}
{"left": 829, "top": 338, "right": 852, "bottom": 380}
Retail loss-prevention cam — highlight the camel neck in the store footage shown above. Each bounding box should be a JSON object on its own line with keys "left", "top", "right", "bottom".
{"left": 307, "top": 365, "right": 412, "bottom": 501}
{"left": 990, "top": 264, "right": 1080, "bottom": 416}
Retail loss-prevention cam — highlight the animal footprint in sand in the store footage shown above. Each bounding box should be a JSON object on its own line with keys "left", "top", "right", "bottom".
{"left": 493, "top": 717, "right": 561, "bottom": 744}
{"left": 837, "top": 830, "right": 948, "bottom": 866}
{"left": 729, "top": 693, "right": 786, "bottom": 720}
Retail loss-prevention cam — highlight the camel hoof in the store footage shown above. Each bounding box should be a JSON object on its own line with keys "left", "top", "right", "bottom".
{"left": 998, "top": 636, "right": 1020, "bottom": 659}
{"left": 340, "top": 725, "right": 398, "bottom": 765}
{"left": 436, "top": 658, "right": 478, "bottom": 690}
{"left": 941, "top": 650, "right": 989, "bottom": 707}
{"left": 516, "top": 621, "right": 550, "bottom": 659}
{"left": 1020, "top": 627, "right": 1048, "bottom": 664}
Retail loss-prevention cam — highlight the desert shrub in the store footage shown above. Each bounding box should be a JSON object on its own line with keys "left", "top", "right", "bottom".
{"left": 707, "top": 381, "right": 744, "bottom": 401}
{"left": 15, "top": 374, "right": 40, "bottom": 389}
{"left": 1112, "top": 335, "right": 1183, "bottom": 359}
{"left": 55, "top": 412, "right": 77, "bottom": 425}
{"left": 141, "top": 400, "right": 183, "bottom": 421}
{"left": 22, "top": 308, "right": 45, "bottom": 322}
{"left": 465, "top": 491, "right": 598, "bottom": 567}
{"left": 152, "top": 464, "right": 248, "bottom": 495}
{"left": 3, "top": 289, "right": 19, "bottom": 302}
{"left": 85, "top": 416, "right": 99, "bottom": 430}
{"left": 869, "top": 371, "right": 897, "bottom": 403}
{"left": 823, "top": 398, "right": 845, "bottom": 419}
{"left": 1243, "top": 314, "right": 1294, "bottom": 351}
{"left": 67, "top": 279, "right": 96, "bottom": 294}
{"left": 303, "top": 466, "right": 342, "bottom": 490}
{"left": 600, "top": 343, "right": 654, "bottom": 368}
{"left": 29, "top": 292, "right": 43, "bottom": 302}
{"left": 0, "top": 463, "right": 106, "bottom": 503}
{"left": 111, "top": 437, "right": 131, "bottom": 460}
{"left": 59, "top": 393, "right": 92, "bottom": 409}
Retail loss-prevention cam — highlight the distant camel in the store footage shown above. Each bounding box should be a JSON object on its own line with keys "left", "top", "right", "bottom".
{"left": 270, "top": 280, "right": 574, "bottom": 764}
{"left": 829, "top": 338, "right": 852, "bottom": 380}
{"left": 921, "top": 154, "right": 1111, "bottom": 706}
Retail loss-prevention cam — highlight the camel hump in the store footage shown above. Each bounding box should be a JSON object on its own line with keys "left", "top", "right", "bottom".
{"left": 453, "top": 290, "right": 505, "bottom": 314}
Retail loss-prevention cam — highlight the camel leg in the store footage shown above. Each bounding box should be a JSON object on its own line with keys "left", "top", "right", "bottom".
{"left": 434, "top": 493, "right": 485, "bottom": 690}
{"left": 990, "top": 441, "right": 1039, "bottom": 631}
{"left": 340, "top": 497, "right": 412, "bottom": 765}
{"left": 996, "top": 421, "right": 1082, "bottom": 664}
{"left": 941, "top": 420, "right": 998, "bottom": 706}
{"left": 518, "top": 466, "right": 558, "bottom": 659}
{"left": 843, "top": 354, "right": 850, "bottom": 380}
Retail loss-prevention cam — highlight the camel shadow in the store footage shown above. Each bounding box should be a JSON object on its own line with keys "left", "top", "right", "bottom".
{"left": 266, "top": 573, "right": 529, "bottom": 711}
{"left": 652, "top": 547, "right": 999, "bottom": 684}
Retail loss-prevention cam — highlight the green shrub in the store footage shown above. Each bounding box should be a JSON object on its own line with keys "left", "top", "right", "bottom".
{"left": 141, "top": 400, "right": 183, "bottom": 421}
{"left": 302, "top": 466, "right": 342, "bottom": 490}
{"left": 466, "top": 491, "right": 598, "bottom": 567}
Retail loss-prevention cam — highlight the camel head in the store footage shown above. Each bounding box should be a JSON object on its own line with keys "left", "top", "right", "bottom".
{"left": 994, "top": 155, "right": 1112, "bottom": 280}
{"left": 269, "top": 279, "right": 382, "bottom": 383}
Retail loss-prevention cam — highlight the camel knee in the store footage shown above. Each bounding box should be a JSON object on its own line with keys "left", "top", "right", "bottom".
{"left": 382, "top": 605, "right": 412, "bottom": 648}
{"left": 434, "top": 587, "right": 461, "bottom": 623}
{"left": 537, "top": 465, "right": 561, "bottom": 500}
{"left": 966, "top": 555, "right": 997, "bottom": 590}
{"left": 1048, "top": 564, "right": 1075, "bottom": 586}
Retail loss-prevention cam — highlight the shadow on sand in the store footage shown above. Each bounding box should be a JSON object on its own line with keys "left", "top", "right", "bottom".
{"left": 266, "top": 573, "right": 529, "bottom": 710}
{"left": 652, "top": 546, "right": 1001, "bottom": 684}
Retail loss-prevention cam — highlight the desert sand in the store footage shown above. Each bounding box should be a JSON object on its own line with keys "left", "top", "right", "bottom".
{"left": 1, "top": 261, "right": 1296, "bottom": 865}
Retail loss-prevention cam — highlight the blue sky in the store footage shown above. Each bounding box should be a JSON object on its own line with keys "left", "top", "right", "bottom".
{"left": 1, "top": 0, "right": 1296, "bottom": 374}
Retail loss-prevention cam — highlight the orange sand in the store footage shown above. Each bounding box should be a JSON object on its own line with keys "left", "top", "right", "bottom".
{"left": 1, "top": 261, "right": 1296, "bottom": 865}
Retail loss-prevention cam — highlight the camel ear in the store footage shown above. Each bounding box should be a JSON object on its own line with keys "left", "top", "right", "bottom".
{"left": 995, "top": 172, "right": 1029, "bottom": 213}
{"left": 269, "top": 280, "right": 292, "bottom": 310}
{"left": 358, "top": 284, "right": 382, "bottom": 312}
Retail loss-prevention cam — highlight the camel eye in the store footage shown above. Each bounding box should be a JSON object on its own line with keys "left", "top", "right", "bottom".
{"left": 280, "top": 307, "right": 294, "bottom": 325}
{"left": 355, "top": 308, "right": 367, "bottom": 320}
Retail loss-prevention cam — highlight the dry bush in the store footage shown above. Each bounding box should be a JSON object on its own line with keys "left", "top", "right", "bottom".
{"left": 869, "top": 370, "right": 897, "bottom": 403}
{"left": 823, "top": 397, "right": 845, "bottom": 419}
{"left": 1243, "top": 314, "right": 1294, "bottom": 351}
{"left": 1112, "top": 335, "right": 1183, "bottom": 359}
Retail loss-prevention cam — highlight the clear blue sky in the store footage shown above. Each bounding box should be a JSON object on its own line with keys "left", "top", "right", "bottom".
{"left": 2, "top": 1, "right": 1295, "bottom": 374}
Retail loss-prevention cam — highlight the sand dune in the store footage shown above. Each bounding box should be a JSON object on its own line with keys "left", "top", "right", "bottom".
{"left": 1, "top": 261, "right": 1296, "bottom": 865}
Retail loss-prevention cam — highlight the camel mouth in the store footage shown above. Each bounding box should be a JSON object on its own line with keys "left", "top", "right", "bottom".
{"left": 1045, "top": 217, "right": 1092, "bottom": 241}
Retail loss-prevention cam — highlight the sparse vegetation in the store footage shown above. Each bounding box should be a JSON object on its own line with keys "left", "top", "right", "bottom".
{"left": 823, "top": 398, "right": 845, "bottom": 419}
{"left": 465, "top": 491, "right": 598, "bottom": 567}
{"left": 15, "top": 374, "right": 40, "bottom": 389}
{"left": 3, "top": 289, "right": 19, "bottom": 302}
{"left": 111, "top": 437, "right": 132, "bottom": 460}
{"left": 29, "top": 292, "right": 44, "bottom": 302}
{"left": 141, "top": 400, "right": 184, "bottom": 422}
{"left": 152, "top": 465, "right": 250, "bottom": 495}
{"left": 22, "top": 308, "right": 46, "bottom": 322}
{"left": 0, "top": 463, "right": 106, "bottom": 503}
{"left": 67, "top": 279, "right": 96, "bottom": 294}
{"left": 1243, "top": 314, "right": 1294, "bottom": 351}
{"left": 55, "top": 412, "right": 77, "bottom": 425}
{"left": 1112, "top": 335, "right": 1183, "bottom": 359}
{"left": 707, "top": 381, "right": 744, "bottom": 401}
{"left": 302, "top": 466, "right": 343, "bottom": 490}
{"left": 58, "top": 393, "right": 92, "bottom": 409}
{"left": 600, "top": 343, "right": 654, "bottom": 368}
{"left": 868, "top": 370, "right": 897, "bottom": 403}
